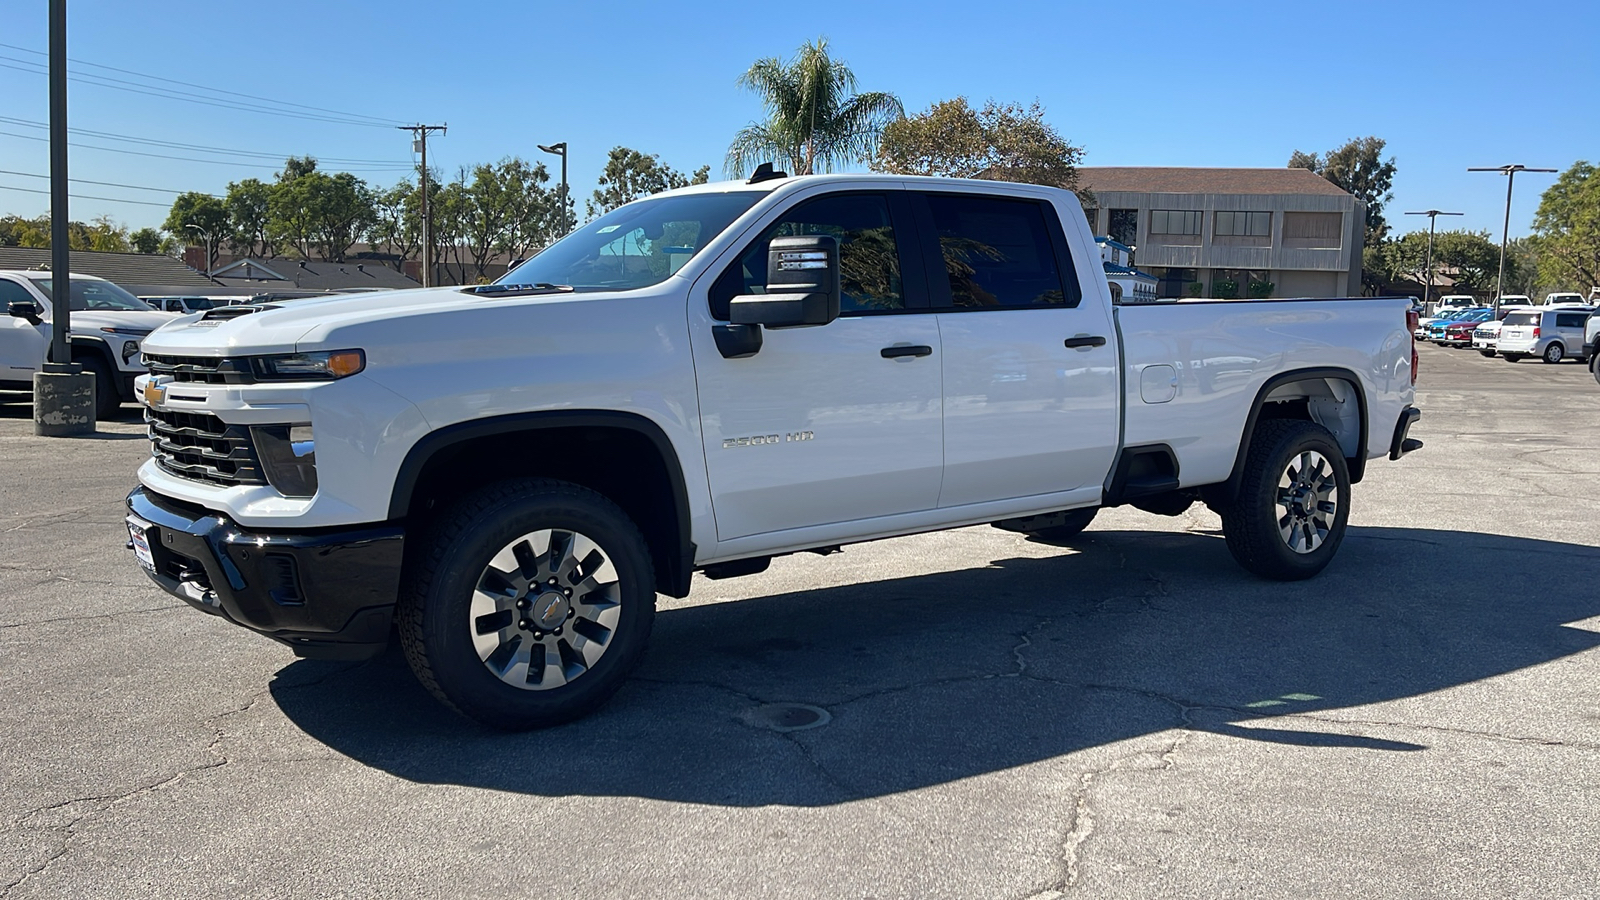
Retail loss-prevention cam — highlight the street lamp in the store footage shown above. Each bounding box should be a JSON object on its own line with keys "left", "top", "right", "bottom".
{"left": 185, "top": 224, "right": 215, "bottom": 281}
{"left": 1403, "top": 209, "right": 1462, "bottom": 311}
{"left": 538, "top": 142, "right": 570, "bottom": 236}
{"left": 1468, "top": 164, "right": 1557, "bottom": 311}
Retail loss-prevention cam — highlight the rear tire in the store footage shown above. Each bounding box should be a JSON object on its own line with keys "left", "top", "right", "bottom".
{"left": 1027, "top": 507, "right": 1098, "bottom": 541}
{"left": 1502, "top": 353, "right": 1524, "bottom": 362}
{"left": 1542, "top": 342, "right": 1564, "bottom": 364}
{"left": 398, "top": 478, "right": 656, "bottom": 730}
{"left": 76, "top": 355, "right": 120, "bottom": 420}
{"left": 1220, "top": 420, "right": 1351, "bottom": 581}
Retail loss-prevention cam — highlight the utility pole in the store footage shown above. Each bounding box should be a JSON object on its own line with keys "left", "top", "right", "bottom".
{"left": 1403, "top": 209, "right": 1462, "bottom": 311}
{"left": 538, "top": 142, "right": 570, "bottom": 236}
{"left": 1468, "top": 165, "right": 1556, "bottom": 312}
{"left": 37, "top": 0, "right": 93, "bottom": 435}
{"left": 399, "top": 123, "right": 446, "bottom": 286}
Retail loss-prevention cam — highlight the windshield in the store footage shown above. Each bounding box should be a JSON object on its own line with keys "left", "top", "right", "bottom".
{"left": 35, "top": 278, "right": 149, "bottom": 311}
{"left": 498, "top": 191, "right": 763, "bottom": 292}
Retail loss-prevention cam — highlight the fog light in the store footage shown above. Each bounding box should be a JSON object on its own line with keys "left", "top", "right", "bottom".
{"left": 252, "top": 424, "right": 318, "bottom": 497}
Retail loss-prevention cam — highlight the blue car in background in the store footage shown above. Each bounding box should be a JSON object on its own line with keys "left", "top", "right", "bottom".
{"left": 1427, "top": 308, "right": 1493, "bottom": 343}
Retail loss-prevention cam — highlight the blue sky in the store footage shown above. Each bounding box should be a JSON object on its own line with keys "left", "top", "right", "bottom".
{"left": 2, "top": 0, "right": 1595, "bottom": 242}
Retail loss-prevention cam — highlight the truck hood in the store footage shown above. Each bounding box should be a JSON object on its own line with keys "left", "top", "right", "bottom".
{"left": 140, "top": 286, "right": 525, "bottom": 355}
{"left": 66, "top": 308, "right": 180, "bottom": 334}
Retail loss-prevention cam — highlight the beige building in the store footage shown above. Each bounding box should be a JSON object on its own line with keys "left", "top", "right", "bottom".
{"left": 1077, "top": 167, "right": 1365, "bottom": 299}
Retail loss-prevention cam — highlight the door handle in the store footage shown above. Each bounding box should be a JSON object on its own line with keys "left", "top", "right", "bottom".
{"left": 880, "top": 344, "right": 933, "bottom": 359}
{"left": 1063, "top": 335, "right": 1107, "bottom": 349}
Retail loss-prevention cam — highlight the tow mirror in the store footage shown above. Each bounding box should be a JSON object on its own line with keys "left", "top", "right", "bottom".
{"left": 7, "top": 299, "right": 42, "bottom": 324}
{"left": 715, "top": 235, "right": 841, "bottom": 359}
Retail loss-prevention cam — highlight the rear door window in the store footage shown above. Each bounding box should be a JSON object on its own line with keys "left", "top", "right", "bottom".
{"left": 920, "top": 193, "right": 1080, "bottom": 309}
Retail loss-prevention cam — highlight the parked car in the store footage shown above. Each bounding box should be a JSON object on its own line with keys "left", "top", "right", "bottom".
{"left": 1492, "top": 295, "right": 1531, "bottom": 309}
{"left": 1499, "top": 307, "right": 1595, "bottom": 363}
{"left": 1586, "top": 313, "right": 1600, "bottom": 384}
{"left": 1426, "top": 308, "right": 1491, "bottom": 343}
{"left": 143, "top": 296, "right": 228, "bottom": 315}
{"left": 1539, "top": 292, "right": 1588, "bottom": 308}
{"left": 126, "top": 172, "right": 1421, "bottom": 729}
{"left": 1426, "top": 295, "right": 1476, "bottom": 318}
{"left": 1442, "top": 318, "right": 1486, "bottom": 348}
{"left": 1, "top": 272, "right": 177, "bottom": 417}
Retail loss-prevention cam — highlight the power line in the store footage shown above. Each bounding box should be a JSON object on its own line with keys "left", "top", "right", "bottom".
{"left": 0, "top": 40, "right": 404, "bottom": 127}
{"left": 0, "top": 182, "right": 171, "bottom": 208}
{"left": 0, "top": 115, "right": 414, "bottom": 166}
{"left": 0, "top": 168, "right": 216, "bottom": 196}
{"left": 0, "top": 129, "right": 412, "bottom": 173}
{"left": 0, "top": 57, "right": 400, "bottom": 129}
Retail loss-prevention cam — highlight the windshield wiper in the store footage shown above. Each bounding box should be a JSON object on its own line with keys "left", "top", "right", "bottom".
{"left": 462, "top": 283, "right": 575, "bottom": 297}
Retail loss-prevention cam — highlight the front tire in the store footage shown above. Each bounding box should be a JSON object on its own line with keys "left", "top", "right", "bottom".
{"left": 1542, "top": 342, "right": 1565, "bottom": 364}
{"left": 1592, "top": 352, "right": 1600, "bottom": 386}
{"left": 1220, "top": 420, "right": 1351, "bottom": 581}
{"left": 1502, "top": 353, "right": 1525, "bottom": 362}
{"left": 1478, "top": 349, "right": 1496, "bottom": 358}
{"left": 77, "top": 355, "right": 120, "bottom": 419}
{"left": 398, "top": 478, "right": 656, "bottom": 730}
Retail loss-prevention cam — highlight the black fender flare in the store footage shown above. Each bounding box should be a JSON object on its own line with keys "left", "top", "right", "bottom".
{"left": 387, "top": 409, "right": 695, "bottom": 597}
{"left": 1224, "top": 366, "right": 1369, "bottom": 498}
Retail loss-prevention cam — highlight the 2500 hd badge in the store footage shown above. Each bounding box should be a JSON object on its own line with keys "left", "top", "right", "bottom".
{"left": 724, "top": 431, "right": 814, "bottom": 448}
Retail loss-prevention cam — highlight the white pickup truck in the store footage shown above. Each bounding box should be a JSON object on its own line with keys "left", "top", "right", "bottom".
{"left": 126, "top": 172, "right": 1421, "bottom": 729}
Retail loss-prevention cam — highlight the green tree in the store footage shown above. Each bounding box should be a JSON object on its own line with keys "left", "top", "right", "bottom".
{"left": 368, "top": 179, "right": 420, "bottom": 271}
{"left": 1381, "top": 229, "right": 1503, "bottom": 293}
{"left": 873, "top": 97, "right": 1083, "bottom": 189}
{"left": 225, "top": 178, "right": 274, "bottom": 258}
{"left": 84, "top": 215, "right": 130, "bottom": 252}
{"left": 129, "top": 227, "right": 163, "bottom": 254}
{"left": 266, "top": 157, "right": 376, "bottom": 261}
{"left": 163, "top": 191, "right": 229, "bottom": 268}
{"left": 726, "top": 37, "right": 903, "bottom": 177}
{"left": 1289, "top": 137, "right": 1396, "bottom": 246}
{"left": 1531, "top": 161, "right": 1600, "bottom": 290}
{"left": 587, "top": 147, "right": 707, "bottom": 219}
{"left": 454, "top": 158, "right": 555, "bottom": 280}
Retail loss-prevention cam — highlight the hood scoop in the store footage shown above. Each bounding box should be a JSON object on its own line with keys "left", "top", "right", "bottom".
{"left": 196, "top": 304, "right": 280, "bottom": 325}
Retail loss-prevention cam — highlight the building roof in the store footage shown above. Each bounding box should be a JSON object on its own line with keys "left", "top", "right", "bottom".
{"left": 209, "top": 258, "right": 420, "bottom": 291}
{"left": 1077, "top": 167, "right": 1352, "bottom": 197}
{"left": 1094, "top": 236, "right": 1133, "bottom": 252}
{"left": 1104, "top": 262, "right": 1157, "bottom": 280}
{"left": 0, "top": 247, "right": 213, "bottom": 291}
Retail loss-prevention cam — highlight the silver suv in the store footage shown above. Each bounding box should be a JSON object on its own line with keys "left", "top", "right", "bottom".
{"left": 1499, "top": 307, "right": 1595, "bottom": 364}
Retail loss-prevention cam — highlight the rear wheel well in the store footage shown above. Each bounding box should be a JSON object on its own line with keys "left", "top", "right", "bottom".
{"left": 1223, "top": 370, "right": 1368, "bottom": 503}
{"left": 398, "top": 420, "right": 690, "bottom": 597}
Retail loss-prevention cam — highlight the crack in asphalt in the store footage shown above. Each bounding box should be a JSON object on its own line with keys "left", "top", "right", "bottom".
{"left": 0, "top": 605, "right": 177, "bottom": 632}
{"left": 0, "top": 661, "right": 367, "bottom": 897}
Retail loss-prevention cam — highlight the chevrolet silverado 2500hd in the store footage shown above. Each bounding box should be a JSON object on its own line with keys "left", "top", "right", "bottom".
{"left": 126, "top": 172, "right": 1422, "bottom": 729}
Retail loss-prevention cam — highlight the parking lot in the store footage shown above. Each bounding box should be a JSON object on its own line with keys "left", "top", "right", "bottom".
{"left": 2, "top": 342, "right": 1598, "bottom": 899}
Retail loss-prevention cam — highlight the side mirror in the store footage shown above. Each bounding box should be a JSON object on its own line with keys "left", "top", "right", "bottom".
{"left": 729, "top": 235, "right": 841, "bottom": 328}
{"left": 7, "top": 300, "right": 42, "bottom": 324}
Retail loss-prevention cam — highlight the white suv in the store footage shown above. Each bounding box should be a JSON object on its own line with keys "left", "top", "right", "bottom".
{"left": 1498, "top": 307, "right": 1595, "bottom": 364}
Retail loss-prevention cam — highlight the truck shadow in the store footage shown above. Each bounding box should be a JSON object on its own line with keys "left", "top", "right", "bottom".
{"left": 270, "top": 526, "right": 1600, "bottom": 806}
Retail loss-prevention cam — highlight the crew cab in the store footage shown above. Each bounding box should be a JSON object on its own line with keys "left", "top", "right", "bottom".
{"left": 1, "top": 271, "right": 176, "bottom": 417}
{"left": 125, "top": 173, "right": 1422, "bottom": 729}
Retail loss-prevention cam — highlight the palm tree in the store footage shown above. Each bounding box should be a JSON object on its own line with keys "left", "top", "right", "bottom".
{"left": 726, "top": 38, "right": 903, "bottom": 178}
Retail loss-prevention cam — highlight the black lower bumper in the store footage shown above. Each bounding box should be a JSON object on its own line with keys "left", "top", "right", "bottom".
{"left": 126, "top": 487, "right": 405, "bottom": 660}
{"left": 1389, "top": 406, "right": 1423, "bottom": 460}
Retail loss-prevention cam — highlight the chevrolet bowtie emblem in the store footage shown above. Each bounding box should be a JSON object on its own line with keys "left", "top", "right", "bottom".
{"left": 142, "top": 379, "right": 167, "bottom": 408}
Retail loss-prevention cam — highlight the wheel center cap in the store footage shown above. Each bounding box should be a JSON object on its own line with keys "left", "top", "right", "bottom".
{"left": 531, "top": 591, "right": 569, "bottom": 629}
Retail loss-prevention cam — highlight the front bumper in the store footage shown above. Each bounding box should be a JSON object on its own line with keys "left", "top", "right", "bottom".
{"left": 126, "top": 487, "right": 404, "bottom": 660}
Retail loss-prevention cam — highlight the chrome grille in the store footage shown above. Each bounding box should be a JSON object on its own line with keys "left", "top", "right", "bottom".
{"left": 146, "top": 407, "right": 265, "bottom": 486}
{"left": 142, "top": 354, "right": 254, "bottom": 384}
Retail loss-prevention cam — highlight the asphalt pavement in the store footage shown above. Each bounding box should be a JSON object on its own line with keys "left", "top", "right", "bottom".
{"left": 2, "top": 343, "right": 1598, "bottom": 899}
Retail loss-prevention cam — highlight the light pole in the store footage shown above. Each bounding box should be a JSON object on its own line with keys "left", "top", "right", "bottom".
{"left": 1403, "top": 209, "right": 1462, "bottom": 311}
{"left": 185, "top": 224, "right": 214, "bottom": 281}
{"left": 1468, "top": 165, "right": 1556, "bottom": 311}
{"left": 538, "top": 142, "right": 570, "bottom": 236}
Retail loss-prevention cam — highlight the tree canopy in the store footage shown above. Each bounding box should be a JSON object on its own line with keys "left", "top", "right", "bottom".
{"left": 727, "top": 37, "right": 903, "bottom": 177}
{"left": 1531, "top": 160, "right": 1600, "bottom": 290}
{"left": 1289, "top": 137, "right": 1396, "bottom": 246}
{"left": 588, "top": 147, "right": 709, "bottom": 219}
{"left": 873, "top": 97, "right": 1083, "bottom": 190}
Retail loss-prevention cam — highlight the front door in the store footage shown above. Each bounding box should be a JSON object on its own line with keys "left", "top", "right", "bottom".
{"left": 911, "top": 190, "right": 1120, "bottom": 508}
{"left": 692, "top": 191, "right": 944, "bottom": 543}
{"left": 0, "top": 278, "right": 49, "bottom": 385}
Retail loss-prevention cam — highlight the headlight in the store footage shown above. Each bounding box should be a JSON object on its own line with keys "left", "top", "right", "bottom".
{"left": 100, "top": 326, "right": 153, "bottom": 337}
{"left": 249, "top": 350, "right": 365, "bottom": 381}
{"left": 252, "top": 424, "right": 318, "bottom": 497}
{"left": 121, "top": 340, "right": 141, "bottom": 363}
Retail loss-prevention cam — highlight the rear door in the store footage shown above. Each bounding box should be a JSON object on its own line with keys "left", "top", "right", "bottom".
{"left": 910, "top": 189, "right": 1119, "bottom": 508}
{"left": 692, "top": 189, "right": 945, "bottom": 543}
{"left": 1554, "top": 311, "right": 1589, "bottom": 356}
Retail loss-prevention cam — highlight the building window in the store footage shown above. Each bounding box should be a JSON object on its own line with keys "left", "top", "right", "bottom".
{"left": 1215, "top": 211, "right": 1271, "bottom": 237}
{"left": 1108, "top": 209, "right": 1139, "bottom": 246}
{"left": 1282, "top": 212, "right": 1342, "bottom": 249}
{"left": 1150, "top": 210, "right": 1201, "bottom": 235}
